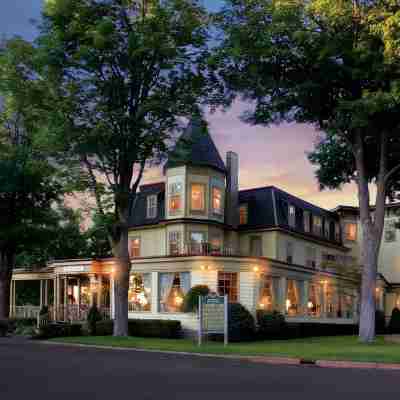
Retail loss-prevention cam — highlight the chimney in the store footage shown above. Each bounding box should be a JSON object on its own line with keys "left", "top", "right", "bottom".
{"left": 225, "top": 151, "right": 239, "bottom": 228}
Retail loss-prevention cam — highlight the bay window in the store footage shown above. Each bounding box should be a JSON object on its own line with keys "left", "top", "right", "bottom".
{"left": 128, "top": 273, "right": 151, "bottom": 312}
{"left": 212, "top": 187, "right": 223, "bottom": 214}
{"left": 191, "top": 183, "right": 205, "bottom": 212}
{"left": 159, "top": 272, "right": 190, "bottom": 313}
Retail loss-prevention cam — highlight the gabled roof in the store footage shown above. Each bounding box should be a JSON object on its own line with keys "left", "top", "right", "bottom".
{"left": 165, "top": 117, "right": 226, "bottom": 173}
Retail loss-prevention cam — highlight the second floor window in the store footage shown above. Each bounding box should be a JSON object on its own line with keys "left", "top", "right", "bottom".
{"left": 286, "top": 241, "right": 294, "bottom": 264}
{"left": 345, "top": 223, "right": 357, "bottom": 241}
{"left": 212, "top": 187, "right": 223, "bottom": 214}
{"left": 169, "top": 182, "right": 182, "bottom": 214}
{"left": 169, "top": 231, "right": 181, "bottom": 256}
{"left": 191, "top": 184, "right": 205, "bottom": 212}
{"left": 130, "top": 237, "right": 141, "bottom": 258}
{"left": 239, "top": 204, "right": 248, "bottom": 225}
{"left": 324, "top": 219, "right": 330, "bottom": 239}
{"left": 218, "top": 272, "right": 238, "bottom": 302}
{"left": 146, "top": 194, "right": 157, "bottom": 219}
{"left": 288, "top": 204, "right": 296, "bottom": 228}
{"left": 306, "top": 246, "right": 316, "bottom": 269}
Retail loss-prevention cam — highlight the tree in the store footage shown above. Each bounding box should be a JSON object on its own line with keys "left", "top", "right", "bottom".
{"left": 0, "top": 38, "right": 66, "bottom": 319}
{"left": 38, "top": 0, "right": 212, "bottom": 335}
{"left": 216, "top": 0, "right": 400, "bottom": 342}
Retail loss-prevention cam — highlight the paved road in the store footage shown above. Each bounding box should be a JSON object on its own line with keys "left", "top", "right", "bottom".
{"left": 0, "top": 338, "right": 399, "bottom": 400}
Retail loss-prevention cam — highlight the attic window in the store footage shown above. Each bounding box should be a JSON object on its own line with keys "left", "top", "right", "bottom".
{"left": 146, "top": 194, "right": 157, "bottom": 219}
{"left": 304, "top": 211, "right": 311, "bottom": 233}
{"left": 239, "top": 204, "right": 248, "bottom": 225}
{"left": 313, "top": 216, "right": 323, "bottom": 236}
{"left": 288, "top": 205, "right": 296, "bottom": 228}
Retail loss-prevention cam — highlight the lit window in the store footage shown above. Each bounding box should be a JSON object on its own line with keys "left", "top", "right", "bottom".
{"left": 239, "top": 204, "right": 248, "bottom": 225}
{"left": 189, "top": 232, "right": 206, "bottom": 255}
{"left": 286, "top": 241, "right": 294, "bottom": 264}
{"left": 288, "top": 205, "right": 296, "bottom": 228}
{"left": 169, "top": 231, "right": 181, "bottom": 256}
{"left": 146, "top": 194, "right": 157, "bottom": 219}
{"left": 303, "top": 210, "right": 311, "bottom": 233}
{"left": 212, "top": 187, "right": 223, "bottom": 215}
{"left": 307, "top": 283, "right": 321, "bottom": 317}
{"left": 159, "top": 272, "right": 190, "bottom": 313}
{"left": 128, "top": 273, "right": 151, "bottom": 312}
{"left": 191, "top": 184, "right": 205, "bottom": 212}
{"left": 169, "top": 183, "right": 182, "bottom": 214}
{"left": 306, "top": 247, "right": 316, "bottom": 268}
{"left": 130, "top": 237, "right": 140, "bottom": 258}
{"left": 313, "top": 216, "right": 323, "bottom": 236}
{"left": 218, "top": 272, "right": 238, "bottom": 302}
{"left": 286, "top": 280, "right": 300, "bottom": 316}
{"left": 345, "top": 223, "right": 357, "bottom": 241}
{"left": 258, "top": 275, "right": 273, "bottom": 312}
{"left": 385, "top": 220, "right": 397, "bottom": 243}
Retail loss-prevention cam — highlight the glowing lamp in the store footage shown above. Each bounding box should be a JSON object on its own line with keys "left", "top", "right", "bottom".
{"left": 286, "top": 299, "right": 291, "bottom": 311}
{"left": 307, "top": 301, "right": 314, "bottom": 309}
{"left": 253, "top": 266, "right": 259, "bottom": 273}
{"left": 259, "top": 303, "right": 265, "bottom": 309}
{"left": 175, "top": 296, "right": 184, "bottom": 306}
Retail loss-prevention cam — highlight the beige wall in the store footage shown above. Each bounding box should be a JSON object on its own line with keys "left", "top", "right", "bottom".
{"left": 239, "top": 231, "right": 277, "bottom": 258}
{"left": 129, "top": 227, "right": 166, "bottom": 257}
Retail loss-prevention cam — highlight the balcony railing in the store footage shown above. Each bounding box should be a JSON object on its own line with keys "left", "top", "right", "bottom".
{"left": 169, "top": 242, "right": 238, "bottom": 257}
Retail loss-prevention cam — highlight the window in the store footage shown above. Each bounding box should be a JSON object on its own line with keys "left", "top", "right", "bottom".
{"left": 286, "top": 280, "right": 300, "bottom": 316}
{"left": 159, "top": 272, "right": 190, "bottom": 313}
{"left": 307, "top": 283, "right": 321, "bottom": 317}
{"left": 239, "top": 204, "right": 248, "bottom": 225}
{"left": 303, "top": 210, "right": 311, "bottom": 233}
{"left": 169, "top": 182, "right": 182, "bottom": 214}
{"left": 129, "top": 237, "right": 140, "bottom": 258}
{"left": 334, "top": 223, "right": 341, "bottom": 242}
{"left": 258, "top": 275, "right": 273, "bottom": 311}
{"left": 385, "top": 220, "right": 397, "bottom": 243}
{"left": 250, "top": 236, "right": 262, "bottom": 257}
{"left": 324, "top": 219, "right": 330, "bottom": 239}
{"left": 212, "top": 187, "right": 223, "bottom": 215}
{"left": 188, "top": 231, "right": 206, "bottom": 255}
{"left": 146, "top": 194, "right": 157, "bottom": 219}
{"left": 218, "top": 272, "right": 238, "bottom": 302}
{"left": 190, "top": 183, "right": 205, "bottom": 212}
{"left": 128, "top": 273, "right": 151, "bottom": 312}
{"left": 313, "top": 216, "right": 323, "bottom": 236}
{"left": 168, "top": 231, "right": 181, "bottom": 256}
{"left": 344, "top": 223, "right": 357, "bottom": 241}
{"left": 210, "top": 235, "right": 222, "bottom": 253}
{"left": 306, "top": 247, "right": 316, "bottom": 269}
{"left": 286, "top": 241, "right": 294, "bottom": 264}
{"left": 288, "top": 204, "right": 296, "bottom": 228}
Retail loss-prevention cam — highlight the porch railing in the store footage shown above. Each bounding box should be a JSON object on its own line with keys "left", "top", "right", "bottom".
{"left": 55, "top": 305, "right": 110, "bottom": 322}
{"left": 13, "top": 306, "right": 41, "bottom": 319}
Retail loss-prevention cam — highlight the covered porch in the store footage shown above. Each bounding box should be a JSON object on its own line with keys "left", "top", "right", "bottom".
{"left": 10, "top": 260, "right": 114, "bottom": 322}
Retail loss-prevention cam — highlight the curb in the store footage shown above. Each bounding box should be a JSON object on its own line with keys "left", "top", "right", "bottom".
{"left": 40, "top": 340, "right": 400, "bottom": 371}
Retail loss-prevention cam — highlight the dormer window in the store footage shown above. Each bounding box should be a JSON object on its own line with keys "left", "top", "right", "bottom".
{"left": 288, "top": 205, "right": 296, "bottom": 228}
{"left": 304, "top": 210, "right": 311, "bottom": 233}
{"left": 239, "top": 204, "right": 248, "bottom": 225}
{"left": 324, "top": 219, "right": 330, "bottom": 239}
{"left": 169, "top": 182, "right": 182, "bottom": 214}
{"left": 313, "top": 216, "right": 323, "bottom": 236}
{"left": 212, "top": 187, "right": 223, "bottom": 215}
{"left": 190, "top": 183, "right": 205, "bottom": 212}
{"left": 146, "top": 194, "right": 157, "bottom": 219}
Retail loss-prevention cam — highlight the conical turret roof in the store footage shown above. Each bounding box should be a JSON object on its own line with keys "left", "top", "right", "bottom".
{"left": 165, "top": 117, "right": 226, "bottom": 173}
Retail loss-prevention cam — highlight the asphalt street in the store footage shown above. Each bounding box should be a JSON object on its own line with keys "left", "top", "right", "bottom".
{"left": 0, "top": 337, "right": 399, "bottom": 400}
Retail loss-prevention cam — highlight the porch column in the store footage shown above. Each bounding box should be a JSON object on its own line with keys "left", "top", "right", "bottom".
{"left": 64, "top": 277, "right": 68, "bottom": 321}
{"left": 9, "top": 279, "right": 15, "bottom": 318}
{"left": 89, "top": 274, "right": 97, "bottom": 307}
{"left": 12, "top": 280, "right": 16, "bottom": 317}
{"left": 40, "top": 280, "right": 44, "bottom": 309}
{"left": 77, "top": 277, "right": 81, "bottom": 319}
{"left": 97, "top": 275, "right": 103, "bottom": 308}
{"left": 110, "top": 274, "right": 115, "bottom": 319}
{"left": 301, "top": 281, "right": 309, "bottom": 316}
{"left": 44, "top": 280, "right": 48, "bottom": 306}
{"left": 151, "top": 271, "right": 159, "bottom": 314}
{"left": 277, "top": 276, "right": 287, "bottom": 315}
{"left": 320, "top": 281, "right": 327, "bottom": 318}
{"left": 53, "top": 278, "right": 57, "bottom": 320}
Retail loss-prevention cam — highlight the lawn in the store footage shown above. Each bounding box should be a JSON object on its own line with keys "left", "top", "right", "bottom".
{"left": 50, "top": 335, "right": 400, "bottom": 364}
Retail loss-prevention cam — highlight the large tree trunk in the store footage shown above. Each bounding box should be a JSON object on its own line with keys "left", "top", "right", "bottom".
{"left": 0, "top": 250, "right": 14, "bottom": 320}
{"left": 111, "top": 225, "right": 130, "bottom": 337}
{"left": 358, "top": 229, "right": 380, "bottom": 342}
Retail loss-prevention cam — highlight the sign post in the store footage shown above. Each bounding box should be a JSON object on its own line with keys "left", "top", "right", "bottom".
{"left": 198, "top": 294, "right": 228, "bottom": 346}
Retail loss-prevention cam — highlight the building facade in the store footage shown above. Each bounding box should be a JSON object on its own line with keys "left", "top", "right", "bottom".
{"left": 10, "top": 118, "right": 399, "bottom": 332}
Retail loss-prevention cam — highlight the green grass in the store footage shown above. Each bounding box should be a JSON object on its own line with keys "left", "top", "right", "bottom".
{"left": 50, "top": 335, "right": 400, "bottom": 364}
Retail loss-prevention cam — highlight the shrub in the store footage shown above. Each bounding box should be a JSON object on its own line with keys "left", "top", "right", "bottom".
{"left": 375, "top": 310, "right": 387, "bottom": 334}
{"left": 228, "top": 303, "right": 256, "bottom": 342}
{"left": 182, "top": 285, "right": 210, "bottom": 313}
{"left": 389, "top": 307, "right": 400, "bottom": 334}
{"left": 39, "top": 305, "right": 49, "bottom": 316}
{"left": 128, "top": 319, "right": 182, "bottom": 339}
{"left": 257, "top": 311, "right": 286, "bottom": 339}
{"left": 33, "top": 322, "right": 82, "bottom": 340}
{"left": 95, "top": 320, "right": 114, "bottom": 336}
{"left": 87, "top": 304, "right": 103, "bottom": 335}
{"left": 0, "top": 320, "right": 9, "bottom": 337}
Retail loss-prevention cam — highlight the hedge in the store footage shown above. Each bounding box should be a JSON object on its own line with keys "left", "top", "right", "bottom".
{"left": 93, "top": 319, "right": 182, "bottom": 339}
{"left": 0, "top": 320, "right": 9, "bottom": 337}
{"left": 33, "top": 322, "right": 82, "bottom": 340}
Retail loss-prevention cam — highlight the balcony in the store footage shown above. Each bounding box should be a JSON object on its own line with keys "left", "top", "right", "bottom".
{"left": 169, "top": 242, "right": 239, "bottom": 257}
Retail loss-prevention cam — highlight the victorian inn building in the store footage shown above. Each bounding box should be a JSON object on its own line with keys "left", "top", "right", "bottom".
{"left": 10, "top": 119, "right": 400, "bottom": 333}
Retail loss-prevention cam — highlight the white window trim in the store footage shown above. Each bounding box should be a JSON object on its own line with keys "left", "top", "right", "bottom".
{"left": 146, "top": 194, "right": 158, "bottom": 219}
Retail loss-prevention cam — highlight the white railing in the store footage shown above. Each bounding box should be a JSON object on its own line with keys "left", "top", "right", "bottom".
{"left": 170, "top": 242, "right": 237, "bottom": 257}
{"left": 13, "top": 306, "right": 41, "bottom": 319}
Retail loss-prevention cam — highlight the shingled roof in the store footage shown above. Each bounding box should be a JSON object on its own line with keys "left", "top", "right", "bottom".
{"left": 165, "top": 117, "right": 226, "bottom": 173}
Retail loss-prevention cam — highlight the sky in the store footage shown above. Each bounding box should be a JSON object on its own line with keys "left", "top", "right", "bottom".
{"left": 0, "top": 0, "right": 360, "bottom": 211}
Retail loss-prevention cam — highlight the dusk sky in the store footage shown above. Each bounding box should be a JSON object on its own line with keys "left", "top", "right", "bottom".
{"left": 1, "top": 0, "right": 360, "bottom": 210}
